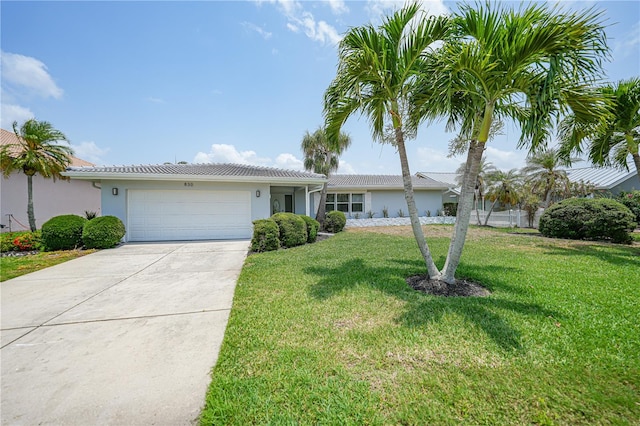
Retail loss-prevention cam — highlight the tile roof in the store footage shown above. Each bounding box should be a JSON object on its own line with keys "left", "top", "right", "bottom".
{"left": 328, "top": 174, "right": 448, "bottom": 189}
{"left": 416, "top": 171, "right": 459, "bottom": 188}
{"left": 1, "top": 128, "right": 94, "bottom": 167}
{"left": 565, "top": 160, "right": 638, "bottom": 190}
{"left": 64, "top": 163, "right": 326, "bottom": 181}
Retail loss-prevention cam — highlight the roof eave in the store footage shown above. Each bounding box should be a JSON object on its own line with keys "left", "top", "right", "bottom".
{"left": 328, "top": 185, "right": 448, "bottom": 191}
{"left": 62, "top": 171, "right": 326, "bottom": 185}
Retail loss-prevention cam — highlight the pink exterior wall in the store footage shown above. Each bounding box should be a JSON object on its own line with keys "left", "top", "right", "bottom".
{"left": 1, "top": 173, "right": 101, "bottom": 232}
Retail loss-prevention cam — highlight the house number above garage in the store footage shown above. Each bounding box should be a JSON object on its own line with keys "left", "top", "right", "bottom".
{"left": 184, "top": 182, "right": 194, "bottom": 187}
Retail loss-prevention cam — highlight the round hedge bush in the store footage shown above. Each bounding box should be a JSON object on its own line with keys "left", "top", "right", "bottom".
{"left": 271, "top": 212, "right": 307, "bottom": 248}
{"left": 251, "top": 218, "right": 280, "bottom": 252}
{"left": 299, "top": 215, "right": 320, "bottom": 243}
{"left": 618, "top": 190, "right": 640, "bottom": 226}
{"left": 539, "top": 198, "right": 636, "bottom": 244}
{"left": 324, "top": 210, "right": 346, "bottom": 233}
{"left": 42, "top": 214, "right": 87, "bottom": 251}
{"left": 82, "top": 216, "right": 126, "bottom": 249}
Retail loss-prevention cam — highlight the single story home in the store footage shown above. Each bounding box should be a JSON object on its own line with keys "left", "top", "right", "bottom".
{"left": 566, "top": 161, "right": 638, "bottom": 195}
{"left": 313, "top": 174, "right": 450, "bottom": 219}
{"left": 63, "top": 163, "right": 325, "bottom": 242}
{"left": 416, "top": 171, "right": 461, "bottom": 207}
{"left": 1, "top": 128, "right": 101, "bottom": 232}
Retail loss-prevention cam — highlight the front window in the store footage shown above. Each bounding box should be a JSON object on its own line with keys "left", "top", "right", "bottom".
{"left": 325, "top": 193, "right": 364, "bottom": 216}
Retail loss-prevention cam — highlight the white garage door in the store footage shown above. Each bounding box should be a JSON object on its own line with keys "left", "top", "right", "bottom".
{"left": 128, "top": 190, "right": 252, "bottom": 241}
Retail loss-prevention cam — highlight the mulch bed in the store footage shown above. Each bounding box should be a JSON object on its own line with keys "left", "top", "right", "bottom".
{"left": 407, "top": 274, "right": 491, "bottom": 297}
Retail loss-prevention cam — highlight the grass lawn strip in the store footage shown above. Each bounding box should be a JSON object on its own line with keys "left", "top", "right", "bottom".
{"left": 0, "top": 250, "right": 96, "bottom": 282}
{"left": 201, "top": 226, "right": 639, "bottom": 424}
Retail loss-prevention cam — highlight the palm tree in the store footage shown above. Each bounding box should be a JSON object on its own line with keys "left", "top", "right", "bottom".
{"left": 0, "top": 119, "right": 73, "bottom": 231}
{"left": 455, "top": 156, "right": 495, "bottom": 225}
{"left": 324, "top": 4, "right": 449, "bottom": 279}
{"left": 301, "top": 127, "right": 351, "bottom": 227}
{"left": 521, "top": 149, "right": 576, "bottom": 208}
{"left": 559, "top": 77, "right": 640, "bottom": 177}
{"left": 482, "top": 169, "right": 521, "bottom": 226}
{"left": 410, "top": 2, "right": 608, "bottom": 283}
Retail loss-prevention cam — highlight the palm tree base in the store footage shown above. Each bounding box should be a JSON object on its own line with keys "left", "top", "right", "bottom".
{"left": 406, "top": 274, "right": 490, "bottom": 297}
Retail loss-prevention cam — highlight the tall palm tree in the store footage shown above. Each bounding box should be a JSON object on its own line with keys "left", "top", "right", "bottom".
{"left": 482, "top": 168, "right": 521, "bottom": 225}
{"left": 301, "top": 127, "right": 351, "bottom": 227}
{"left": 0, "top": 119, "right": 73, "bottom": 231}
{"left": 559, "top": 77, "right": 640, "bottom": 177}
{"left": 324, "top": 3, "right": 449, "bottom": 279}
{"left": 521, "top": 149, "right": 576, "bottom": 207}
{"left": 455, "top": 156, "right": 495, "bottom": 225}
{"left": 411, "top": 2, "right": 608, "bottom": 283}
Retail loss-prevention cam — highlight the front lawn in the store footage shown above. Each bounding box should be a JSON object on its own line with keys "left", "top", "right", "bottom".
{"left": 0, "top": 250, "right": 95, "bottom": 281}
{"left": 201, "top": 226, "right": 639, "bottom": 425}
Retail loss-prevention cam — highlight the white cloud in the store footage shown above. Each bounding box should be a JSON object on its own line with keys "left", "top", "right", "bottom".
{"left": 0, "top": 104, "right": 34, "bottom": 128}
{"left": 241, "top": 21, "right": 273, "bottom": 40}
{"left": 194, "top": 144, "right": 271, "bottom": 166}
{"left": 366, "top": 0, "right": 448, "bottom": 19}
{"left": 614, "top": 22, "right": 640, "bottom": 58}
{"left": 337, "top": 160, "right": 356, "bottom": 174}
{"left": 146, "top": 97, "right": 165, "bottom": 104}
{"left": 415, "top": 147, "right": 463, "bottom": 172}
{"left": 252, "top": 0, "right": 341, "bottom": 45}
{"left": 275, "top": 153, "right": 304, "bottom": 170}
{"left": 1, "top": 51, "right": 63, "bottom": 99}
{"left": 193, "top": 144, "right": 352, "bottom": 174}
{"left": 484, "top": 146, "right": 527, "bottom": 171}
{"left": 326, "top": 0, "right": 349, "bottom": 15}
{"left": 69, "top": 141, "right": 110, "bottom": 165}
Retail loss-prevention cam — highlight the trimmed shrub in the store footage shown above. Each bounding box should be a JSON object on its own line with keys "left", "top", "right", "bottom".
{"left": 618, "top": 190, "right": 640, "bottom": 226}
{"left": 324, "top": 210, "right": 346, "bottom": 233}
{"left": 1, "top": 231, "right": 41, "bottom": 252}
{"left": 299, "top": 215, "right": 320, "bottom": 243}
{"left": 251, "top": 219, "right": 280, "bottom": 252}
{"left": 42, "top": 215, "right": 87, "bottom": 251}
{"left": 271, "top": 212, "right": 307, "bottom": 248}
{"left": 82, "top": 216, "right": 126, "bottom": 249}
{"left": 539, "top": 198, "right": 636, "bottom": 244}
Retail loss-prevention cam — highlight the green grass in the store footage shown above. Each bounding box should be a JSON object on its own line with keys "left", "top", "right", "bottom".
{"left": 201, "top": 227, "right": 640, "bottom": 425}
{"left": 0, "top": 250, "right": 95, "bottom": 281}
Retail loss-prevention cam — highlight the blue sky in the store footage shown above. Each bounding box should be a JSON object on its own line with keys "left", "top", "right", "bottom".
{"left": 1, "top": 0, "right": 639, "bottom": 174}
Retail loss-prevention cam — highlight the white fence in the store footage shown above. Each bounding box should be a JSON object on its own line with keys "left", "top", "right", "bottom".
{"left": 346, "top": 209, "right": 544, "bottom": 229}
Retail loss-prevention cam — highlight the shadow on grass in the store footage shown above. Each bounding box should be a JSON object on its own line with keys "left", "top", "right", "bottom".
{"left": 305, "top": 258, "right": 560, "bottom": 352}
{"left": 539, "top": 242, "right": 640, "bottom": 267}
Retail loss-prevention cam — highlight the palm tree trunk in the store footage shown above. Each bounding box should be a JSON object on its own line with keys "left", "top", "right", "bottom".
{"left": 395, "top": 127, "right": 441, "bottom": 279}
{"left": 441, "top": 139, "right": 485, "bottom": 284}
{"left": 316, "top": 182, "right": 329, "bottom": 228}
{"left": 474, "top": 191, "right": 482, "bottom": 225}
{"left": 27, "top": 174, "right": 36, "bottom": 231}
{"left": 632, "top": 153, "right": 640, "bottom": 182}
{"left": 483, "top": 200, "right": 498, "bottom": 226}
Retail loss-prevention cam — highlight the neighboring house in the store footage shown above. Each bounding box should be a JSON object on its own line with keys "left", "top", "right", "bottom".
{"left": 63, "top": 163, "right": 325, "bottom": 242}
{"left": 0, "top": 128, "right": 101, "bottom": 232}
{"left": 311, "top": 175, "right": 450, "bottom": 219}
{"left": 566, "top": 161, "right": 638, "bottom": 195}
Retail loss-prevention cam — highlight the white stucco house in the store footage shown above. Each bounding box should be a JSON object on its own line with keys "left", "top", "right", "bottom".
{"left": 1, "top": 128, "right": 101, "bottom": 232}
{"left": 313, "top": 174, "right": 450, "bottom": 218}
{"left": 63, "top": 163, "right": 326, "bottom": 242}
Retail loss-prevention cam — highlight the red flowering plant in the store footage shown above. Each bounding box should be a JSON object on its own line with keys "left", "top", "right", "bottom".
{"left": 11, "top": 231, "right": 42, "bottom": 252}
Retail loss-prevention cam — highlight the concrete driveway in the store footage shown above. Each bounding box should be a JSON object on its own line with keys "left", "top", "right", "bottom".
{"left": 1, "top": 240, "right": 248, "bottom": 425}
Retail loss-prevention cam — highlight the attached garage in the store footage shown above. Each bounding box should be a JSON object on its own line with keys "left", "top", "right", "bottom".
{"left": 127, "top": 190, "right": 252, "bottom": 241}
{"left": 62, "top": 163, "right": 326, "bottom": 242}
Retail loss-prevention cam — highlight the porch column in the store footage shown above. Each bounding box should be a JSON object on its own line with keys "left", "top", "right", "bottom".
{"left": 305, "top": 185, "right": 310, "bottom": 216}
